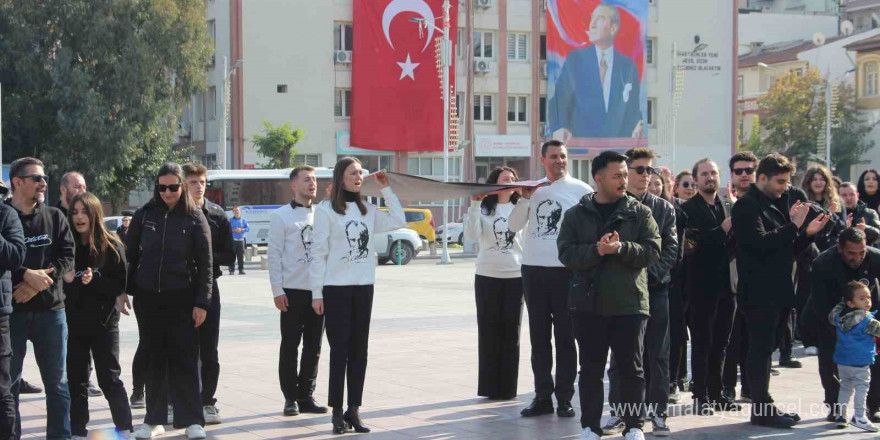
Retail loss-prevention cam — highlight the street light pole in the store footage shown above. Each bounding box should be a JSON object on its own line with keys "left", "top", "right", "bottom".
{"left": 439, "top": 0, "right": 452, "bottom": 265}
{"left": 220, "top": 57, "right": 242, "bottom": 170}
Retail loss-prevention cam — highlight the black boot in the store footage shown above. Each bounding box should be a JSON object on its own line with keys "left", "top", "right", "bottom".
{"left": 750, "top": 402, "right": 796, "bottom": 429}
{"left": 283, "top": 399, "right": 299, "bottom": 416}
{"left": 344, "top": 406, "right": 371, "bottom": 433}
{"left": 692, "top": 396, "right": 715, "bottom": 416}
{"left": 520, "top": 397, "right": 554, "bottom": 417}
{"left": 556, "top": 401, "right": 575, "bottom": 417}
{"left": 331, "top": 407, "right": 347, "bottom": 435}
{"left": 711, "top": 393, "right": 742, "bottom": 411}
{"left": 298, "top": 396, "right": 328, "bottom": 414}
{"left": 827, "top": 404, "right": 841, "bottom": 423}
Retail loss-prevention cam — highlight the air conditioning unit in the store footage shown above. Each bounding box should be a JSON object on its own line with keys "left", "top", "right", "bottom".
{"left": 540, "top": 60, "right": 548, "bottom": 79}
{"left": 474, "top": 58, "right": 492, "bottom": 73}
{"left": 475, "top": 0, "right": 493, "bottom": 8}
{"left": 334, "top": 50, "right": 353, "bottom": 64}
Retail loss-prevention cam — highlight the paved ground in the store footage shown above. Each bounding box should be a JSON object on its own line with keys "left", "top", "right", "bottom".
{"left": 16, "top": 255, "right": 880, "bottom": 439}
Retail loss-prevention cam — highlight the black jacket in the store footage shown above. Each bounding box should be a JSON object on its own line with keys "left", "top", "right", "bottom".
{"left": 6, "top": 201, "right": 75, "bottom": 312}
{"left": 0, "top": 204, "right": 26, "bottom": 317}
{"left": 202, "top": 201, "right": 234, "bottom": 280}
{"left": 806, "top": 246, "right": 880, "bottom": 335}
{"left": 64, "top": 241, "right": 127, "bottom": 328}
{"left": 681, "top": 194, "right": 732, "bottom": 298}
{"left": 125, "top": 200, "right": 213, "bottom": 309}
{"left": 732, "top": 185, "right": 813, "bottom": 307}
{"left": 847, "top": 201, "right": 880, "bottom": 245}
{"left": 54, "top": 200, "right": 68, "bottom": 218}
{"left": 669, "top": 198, "right": 689, "bottom": 299}
{"left": 631, "top": 191, "right": 678, "bottom": 287}
{"left": 557, "top": 194, "right": 660, "bottom": 316}
{"left": 115, "top": 225, "right": 128, "bottom": 238}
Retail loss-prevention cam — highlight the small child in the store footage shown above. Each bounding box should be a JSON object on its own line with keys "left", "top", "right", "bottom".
{"left": 830, "top": 280, "right": 880, "bottom": 432}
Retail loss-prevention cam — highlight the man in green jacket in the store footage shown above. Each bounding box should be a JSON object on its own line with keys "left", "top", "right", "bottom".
{"left": 558, "top": 151, "right": 661, "bottom": 440}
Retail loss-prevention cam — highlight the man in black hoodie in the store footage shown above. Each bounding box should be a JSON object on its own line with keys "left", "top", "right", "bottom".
{"left": 0, "top": 184, "right": 26, "bottom": 440}
{"left": 6, "top": 157, "right": 75, "bottom": 440}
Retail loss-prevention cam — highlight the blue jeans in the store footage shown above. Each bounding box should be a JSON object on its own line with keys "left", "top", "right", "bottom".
{"left": 10, "top": 310, "right": 70, "bottom": 440}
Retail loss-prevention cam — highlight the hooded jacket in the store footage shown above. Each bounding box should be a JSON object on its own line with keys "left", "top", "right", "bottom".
{"left": 64, "top": 240, "right": 127, "bottom": 328}
{"left": 830, "top": 303, "right": 880, "bottom": 367}
{"left": 557, "top": 193, "right": 661, "bottom": 316}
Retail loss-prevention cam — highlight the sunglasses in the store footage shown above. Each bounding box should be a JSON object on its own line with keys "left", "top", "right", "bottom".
{"left": 630, "top": 166, "right": 656, "bottom": 175}
{"left": 679, "top": 181, "right": 693, "bottom": 189}
{"left": 18, "top": 174, "right": 49, "bottom": 183}
{"left": 733, "top": 167, "right": 755, "bottom": 176}
{"left": 155, "top": 184, "right": 181, "bottom": 193}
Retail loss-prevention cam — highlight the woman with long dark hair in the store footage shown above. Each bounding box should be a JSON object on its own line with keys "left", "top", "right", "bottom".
{"left": 126, "top": 163, "right": 212, "bottom": 440}
{"left": 309, "top": 157, "right": 405, "bottom": 434}
{"left": 801, "top": 166, "right": 846, "bottom": 251}
{"left": 858, "top": 169, "right": 880, "bottom": 213}
{"left": 464, "top": 166, "right": 524, "bottom": 400}
{"left": 64, "top": 193, "right": 132, "bottom": 439}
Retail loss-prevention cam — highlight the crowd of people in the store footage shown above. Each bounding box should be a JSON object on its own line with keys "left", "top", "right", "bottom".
{"left": 4, "top": 146, "right": 880, "bottom": 440}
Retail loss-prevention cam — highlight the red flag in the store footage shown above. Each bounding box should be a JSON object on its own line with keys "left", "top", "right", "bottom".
{"left": 351, "top": 0, "right": 457, "bottom": 152}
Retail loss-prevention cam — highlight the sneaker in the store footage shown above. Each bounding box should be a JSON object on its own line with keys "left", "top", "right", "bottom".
{"left": 770, "top": 368, "right": 781, "bottom": 376}
{"left": 239, "top": 271, "right": 246, "bottom": 275}
{"left": 117, "top": 431, "right": 133, "bottom": 440}
{"left": 668, "top": 384, "right": 680, "bottom": 404}
{"left": 602, "top": 416, "right": 625, "bottom": 435}
{"left": 778, "top": 354, "right": 803, "bottom": 368}
{"left": 740, "top": 389, "right": 752, "bottom": 403}
{"left": 167, "top": 406, "right": 174, "bottom": 425}
{"left": 185, "top": 424, "right": 206, "bottom": 439}
{"left": 130, "top": 391, "right": 146, "bottom": 409}
{"left": 133, "top": 424, "right": 165, "bottom": 439}
{"left": 624, "top": 428, "right": 646, "bottom": 440}
{"left": 203, "top": 405, "right": 221, "bottom": 425}
{"left": 805, "top": 346, "right": 819, "bottom": 356}
{"left": 850, "top": 416, "right": 880, "bottom": 432}
{"left": 651, "top": 415, "right": 671, "bottom": 437}
{"left": 88, "top": 381, "right": 103, "bottom": 397}
{"left": 836, "top": 415, "right": 848, "bottom": 429}
{"left": 578, "top": 428, "right": 600, "bottom": 440}
{"left": 19, "top": 379, "right": 42, "bottom": 394}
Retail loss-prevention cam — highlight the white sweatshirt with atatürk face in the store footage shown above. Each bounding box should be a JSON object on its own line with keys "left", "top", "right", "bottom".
{"left": 309, "top": 187, "right": 406, "bottom": 299}
{"left": 268, "top": 202, "right": 314, "bottom": 297}
{"left": 464, "top": 200, "right": 523, "bottom": 278}
{"left": 508, "top": 175, "right": 593, "bottom": 267}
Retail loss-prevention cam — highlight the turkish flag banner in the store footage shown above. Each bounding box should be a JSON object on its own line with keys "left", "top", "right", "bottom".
{"left": 351, "top": 0, "right": 457, "bottom": 152}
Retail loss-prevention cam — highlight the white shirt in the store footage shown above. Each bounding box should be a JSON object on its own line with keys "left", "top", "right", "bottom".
{"left": 464, "top": 200, "right": 523, "bottom": 278}
{"left": 268, "top": 202, "right": 314, "bottom": 297}
{"left": 309, "top": 187, "right": 406, "bottom": 299}
{"left": 594, "top": 45, "right": 615, "bottom": 112}
{"left": 509, "top": 175, "right": 594, "bottom": 267}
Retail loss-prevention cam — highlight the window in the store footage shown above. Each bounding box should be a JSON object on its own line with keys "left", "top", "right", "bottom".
{"left": 208, "top": 86, "right": 217, "bottom": 120}
{"left": 456, "top": 92, "right": 466, "bottom": 136}
{"left": 540, "top": 34, "right": 547, "bottom": 60}
{"left": 405, "top": 212, "right": 425, "bottom": 222}
{"left": 207, "top": 19, "right": 216, "bottom": 50}
{"left": 570, "top": 159, "right": 592, "bottom": 184}
{"left": 507, "top": 32, "right": 528, "bottom": 61}
{"left": 195, "top": 93, "right": 205, "bottom": 122}
{"left": 474, "top": 31, "right": 494, "bottom": 58}
{"left": 866, "top": 62, "right": 879, "bottom": 97}
{"left": 766, "top": 75, "right": 777, "bottom": 92}
{"left": 334, "top": 88, "right": 352, "bottom": 117}
{"left": 474, "top": 94, "right": 493, "bottom": 121}
{"left": 539, "top": 95, "right": 547, "bottom": 123}
{"left": 738, "top": 75, "right": 743, "bottom": 97}
{"left": 647, "top": 37, "right": 656, "bottom": 65}
{"left": 277, "top": 84, "right": 288, "bottom": 93}
{"left": 507, "top": 96, "right": 527, "bottom": 123}
{"left": 292, "top": 154, "right": 321, "bottom": 167}
{"left": 457, "top": 28, "right": 463, "bottom": 58}
{"left": 407, "top": 157, "right": 462, "bottom": 179}
{"left": 647, "top": 98, "right": 656, "bottom": 127}
{"left": 334, "top": 22, "right": 353, "bottom": 51}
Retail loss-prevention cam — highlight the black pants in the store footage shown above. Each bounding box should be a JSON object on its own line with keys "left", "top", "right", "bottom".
{"left": 323, "top": 285, "right": 373, "bottom": 408}
{"left": 132, "top": 298, "right": 147, "bottom": 394}
{"left": 777, "top": 308, "right": 794, "bottom": 358}
{"left": 475, "top": 275, "right": 523, "bottom": 399}
{"left": 135, "top": 291, "right": 204, "bottom": 428}
{"left": 199, "top": 281, "right": 221, "bottom": 406}
{"left": 869, "top": 361, "right": 880, "bottom": 413}
{"left": 744, "top": 305, "right": 787, "bottom": 416}
{"left": 668, "top": 286, "right": 688, "bottom": 388}
{"left": 688, "top": 293, "right": 736, "bottom": 399}
{"left": 610, "top": 285, "right": 669, "bottom": 416}
{"left": 521, "top": 265, "right": 576, "bottom": 402}
{"left": 574, "top": 312, "right": 647, "bottom": 435}
{"left": 0, "top": 317, "right": 14, "bottom": 440}
{"left": 722, "top": 309, "right": 750, "bottom": 396}
{"left": 279, "top": 289, "right": 324, "bottom": 402}
{"left": 816, "top": 323, "right": 840, "bottom": 407}
{"left": 230, "top": 240, "right": 245, "bottom": 273}
{"left": 67, "top": 313, "right": 132, "bottom": 436}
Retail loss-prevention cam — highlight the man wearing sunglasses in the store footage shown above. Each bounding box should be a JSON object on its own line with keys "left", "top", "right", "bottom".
{"left": 5, "top": 157, "right": 76, "bottom": 440}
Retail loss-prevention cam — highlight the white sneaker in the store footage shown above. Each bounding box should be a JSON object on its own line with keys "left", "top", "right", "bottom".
{"left": 117, "top": 431, "right": 133, "bottom": 440}
{"left": 133, "top": 424, "right": 165, "bottom": 439}
{"left": 851, "top": 416, "right": 880, "bottom": 432}
{"left": 578, "top": 428, "right": 601, "bottom": 440}
{"left": 203, "top": 405, "right": 221, "bottom": 425}
{"left": 624, "top": 428, "right": 647, "bottom": 440}
{"left": 805, "top": 346, "right": 819, "bottom": 356}
{"left": 185, "top": 424, "right": 207, "bottom": 439}
{"left": 167, "top": 405, "right": 174, "bottom": 425}
{"left": 602, "top": 416, "right": 625, "bottom": 435}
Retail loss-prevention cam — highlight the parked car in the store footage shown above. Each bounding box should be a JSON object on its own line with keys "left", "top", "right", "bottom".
{"left": 435, "top": 222, "right": 464, "bottom": 245}
{"left": 380, "top": 207, "right": 436, "bottom": 242}
{"left": 376, "top": 228, "right": 425, "bottom": 265}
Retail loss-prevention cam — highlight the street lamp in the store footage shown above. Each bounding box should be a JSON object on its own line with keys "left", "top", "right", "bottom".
{"left": 219, "top": 57, "right": 243, "bottom": 170}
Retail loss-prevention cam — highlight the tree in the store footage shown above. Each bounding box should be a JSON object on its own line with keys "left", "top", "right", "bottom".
{"left": 749, "top": 69, "right": 826, "bottom": 171}
{"left": 830, "top": 83, "right": 876, "bottom": 181}
{"left": 744, "top": 115, "right": 762, "bottom": 152}
{"left": 252, "top": 120, "right": 305, "bottom": 169}
{"left": 0, "top": 0, "right": 211, "bottom": 210}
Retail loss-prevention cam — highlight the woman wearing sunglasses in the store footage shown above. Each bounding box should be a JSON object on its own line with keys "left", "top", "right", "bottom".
{"left": 63, "top": 193, "right": 132, "bottom": 439}
{"left": 673, "top": 171, "right": 696, "bottom": 201}
{"left": 125, "top": 163, "right": 212, "bottom": 440}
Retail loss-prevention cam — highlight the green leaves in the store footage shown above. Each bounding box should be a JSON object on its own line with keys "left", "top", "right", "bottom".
{"left": 252, "top": 120, "right": 305, "bottom": 169}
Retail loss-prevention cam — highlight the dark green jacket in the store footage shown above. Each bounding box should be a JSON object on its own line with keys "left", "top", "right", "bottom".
{"left": 558, "top": 193, "right": 661, "bottom": 316}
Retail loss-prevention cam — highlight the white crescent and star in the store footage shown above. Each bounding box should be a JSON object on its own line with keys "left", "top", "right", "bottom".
{"left": 382, "top": 0, "right": 434, "bottom": 81}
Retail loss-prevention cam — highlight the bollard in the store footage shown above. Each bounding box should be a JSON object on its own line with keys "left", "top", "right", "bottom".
{"left": 260, "top": 256, "right": 268, "bottom": 270}
{"left": 429, "top": 241, "right": 437, "bottom": 256}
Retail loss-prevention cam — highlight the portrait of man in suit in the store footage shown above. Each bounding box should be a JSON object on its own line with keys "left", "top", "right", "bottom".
{"left": 548, "top": 3, "right": 644, "bottom": 140}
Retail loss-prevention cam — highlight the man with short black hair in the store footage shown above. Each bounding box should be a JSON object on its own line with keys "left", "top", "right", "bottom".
{"left": 732, "top": 153, "right": 830, "bottom": 428}
{"left": 558, "top": 150, "right": 660, "bottom": 440}
{"left": 510, "top": 140, "right": 593, "bottom": 418}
